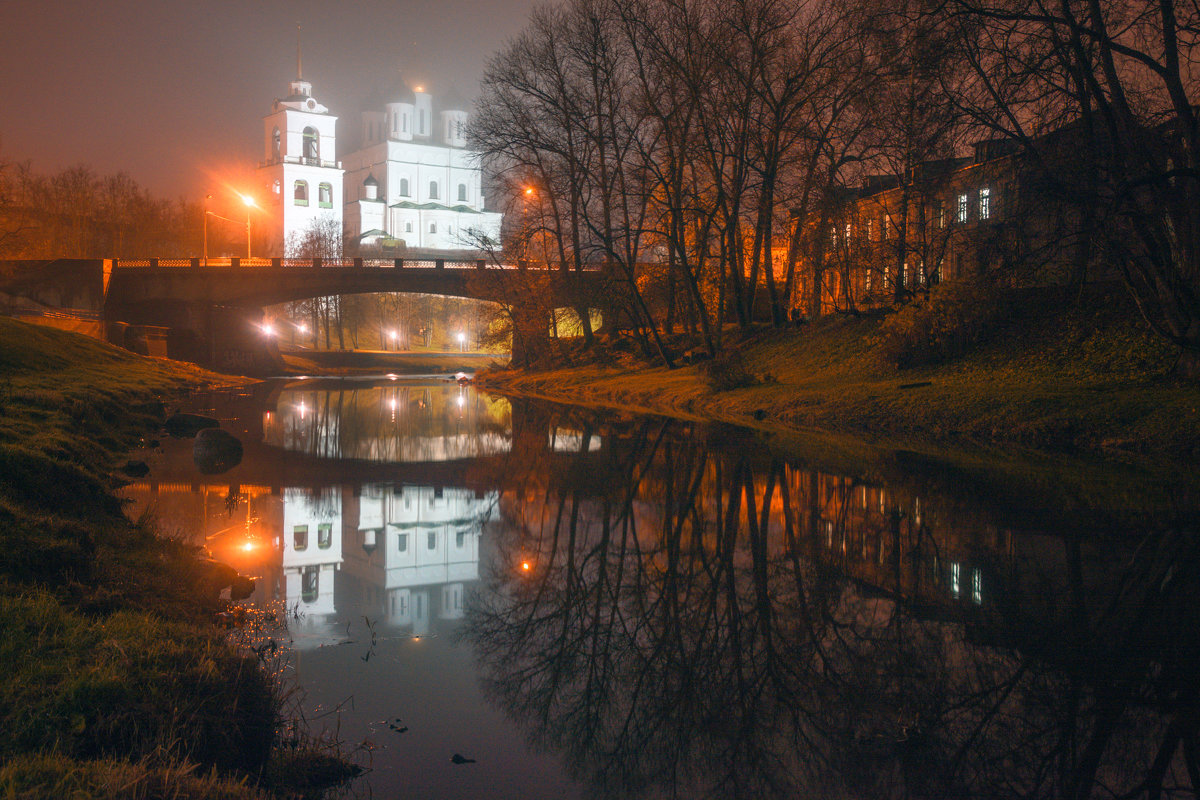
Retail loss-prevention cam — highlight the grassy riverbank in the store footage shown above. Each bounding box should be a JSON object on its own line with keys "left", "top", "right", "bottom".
{"left": 0, "top": 318, "right": 347, "bottom": 798}
{"left": 481, "top": 285, "right": 1200, "bottom": 462}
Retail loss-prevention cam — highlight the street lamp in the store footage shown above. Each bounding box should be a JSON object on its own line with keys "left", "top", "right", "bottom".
{"left": 240, "top": 194, "right": 256, "bottom": 259}
{"left": 202, "top": 194, "right": 213, "bottom": 266}
{"left": 457, "top": 331, "right": 466, "bottom": 352}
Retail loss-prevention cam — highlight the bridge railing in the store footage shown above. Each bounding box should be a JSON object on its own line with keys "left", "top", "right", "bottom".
{"left": 113, "top": 257, "right": 611, "bottom": 272}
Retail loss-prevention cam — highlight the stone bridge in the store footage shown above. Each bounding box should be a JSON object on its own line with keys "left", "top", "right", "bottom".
{"left": 0, "top": 257, "right": 619, "bottom": 372}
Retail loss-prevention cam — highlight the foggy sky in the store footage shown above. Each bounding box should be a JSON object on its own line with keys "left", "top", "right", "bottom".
{"left": 0, "top": 0, "right": 538, "bottom": 200}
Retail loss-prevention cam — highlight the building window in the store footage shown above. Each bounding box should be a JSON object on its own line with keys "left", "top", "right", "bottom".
{"left": 302, "top": 126, "right": 319, "bottom": 161}
{"left": 317, "top": 522, "right": 332, "bottom": 549}
{"left": 429, "top": 222, "right": 437, "bottom": 234}
{"left": 405, "top": 222, "right": 413, "bottom": 233}
{"left": 397, "top": 533, "right": 408, "bottom": 552}
{"left": 318, "top": 182, "right": 333, "bottom": 209}
{"left": 844, "top": 222, "right": 852, "bottom": 243}
{"left": 418, "top": 109, "right": 425, "bottom": 134}
{"left": 293, "top": 524, "right": 308, "bottom": 551}
{"left": 457, "top": 183, "right": 467, "bottom": 202}
{"left": 272, "top": 179, "right": 280, "bottom": 196}
{"left": 399, "top": 177, "right": 410, "bottom": 197}
{"left": 883, "top": 214, "right": 890, "bottom": 240}
{"left": 301, "top": 566, "right": 318, "bottom": 603}
{"left": 979, "top": 187, "right": 991, "bottom": 220}
{"left": 866, "top": 219, "right": 873, "bottom": 241}
{"left": 429, "top": 181, "right": 439, "bottom": 200}
{"left": 957, "top": 193, "right": 969, "bottom": 223}
{"left": 294, "top": 180, "right": 308, "bottom": 206}
{"left": 427, "top": 532, "right": 437, "bottom": 550}
{"left": 402, "top": 113, "right": 408, "bottom": 133}
{"left": 271, "top": 127, "right": 281, "bottom": 161}
{"left": 456, "top": 530, "right": 465, "bottom": 548}
{"left": 937, "top": 200, "right": 946, "bottom": 229}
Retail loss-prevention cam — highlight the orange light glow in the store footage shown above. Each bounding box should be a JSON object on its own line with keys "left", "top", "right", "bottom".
{"left": 241, "top": 193, "right": 257, "bottom": 208}
{"left": 242, "top": 541, "right": 256, "bottom": 552}
{"left": 521, "top": 560, "right": 531, "bottom": 571}
{"left": 524, "top": 186, "right": 534, "bottom": 196}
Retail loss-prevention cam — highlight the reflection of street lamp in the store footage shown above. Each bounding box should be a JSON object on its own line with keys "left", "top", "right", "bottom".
{"left": 240, "top": 194, "right": 256, "bottom": 259}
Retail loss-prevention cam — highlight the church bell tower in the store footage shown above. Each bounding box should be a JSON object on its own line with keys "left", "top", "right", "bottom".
{"left": 259, "top": 32, "right": 344, "bottom": 254}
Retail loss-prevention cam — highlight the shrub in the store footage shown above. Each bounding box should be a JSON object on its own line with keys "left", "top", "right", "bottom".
{"left": 702, "top": 348, "right": 759, "bottom": 391}
{"left": 875, "top": 281, "right": 1006, "bottom": 369}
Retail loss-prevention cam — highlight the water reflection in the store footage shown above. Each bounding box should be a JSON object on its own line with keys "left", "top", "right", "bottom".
{"left": 123, "top": 378, "right": 1200, "bottom": 799}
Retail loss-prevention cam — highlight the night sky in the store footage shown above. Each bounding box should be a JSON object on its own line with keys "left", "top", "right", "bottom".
{"left": 0, "top": 0, "right": 538, "bottom": 200}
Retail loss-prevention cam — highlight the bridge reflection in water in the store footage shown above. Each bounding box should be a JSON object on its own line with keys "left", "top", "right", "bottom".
{"left": 122, "top": 379, "right": 1200, "bottom": 799}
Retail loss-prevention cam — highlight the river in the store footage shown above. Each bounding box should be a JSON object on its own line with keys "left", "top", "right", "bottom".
{"left": 122, "top": 375, "right": 1200, "bottom": 799}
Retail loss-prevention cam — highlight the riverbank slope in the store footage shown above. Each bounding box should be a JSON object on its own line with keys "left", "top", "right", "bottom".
{"left": 0, "top": 318, "right": 346, "bottom": 798}
{"left": 480, "top": 285, "right": 1200, "bottom": 461}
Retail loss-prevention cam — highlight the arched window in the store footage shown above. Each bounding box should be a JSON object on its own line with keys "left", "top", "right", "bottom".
{"left": 457, "top": 183, "right": 467, "bottom": 202}
{"left": 429, "top": 222, "right": 437, "bottom": 234}
{"left": 301, "top": 566, "right": 319, "bottom": 603}
{"left": 399, "top": 177, "right": 410, "bottom": 197}
{"left": 405, "top": 222, "right": 413, "bottom": 233}
{"left": 293, "top": 525, "right": 308, "bottom": 551}
{"left": 271, "top": 127, "right": 281, "bottom": 161}
{"left": 428, "top": 181, "right": 438, "bottom": 200}
{"left": 294, "top": 180, "right": 308, "bottom": 206}
{"left": 418, "top": 109, "right": 426, "bottom": 134}
{"left": 318, "top": 182, "right": 333, "bottom": 208}
{"left": 302, "top": 126, "right": 319, "bottom": 161}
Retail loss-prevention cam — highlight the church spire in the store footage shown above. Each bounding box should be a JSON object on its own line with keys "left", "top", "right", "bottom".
{"left": 296, "top": 23, "right": 303, "bottom": 81}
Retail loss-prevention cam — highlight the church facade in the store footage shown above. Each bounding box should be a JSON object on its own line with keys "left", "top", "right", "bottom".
{"left": 341, "top": 86, "right": 503, "bottom": 254}
{"left": 258, "top": 68, "right": 501, "bottom": 256}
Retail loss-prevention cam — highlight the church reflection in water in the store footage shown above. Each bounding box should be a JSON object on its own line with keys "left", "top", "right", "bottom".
{"left": 122, "top": 378, "right": 1200, "bottom": 800}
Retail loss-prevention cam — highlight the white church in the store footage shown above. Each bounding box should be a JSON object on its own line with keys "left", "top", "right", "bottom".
{"left": 258, "top": 64, "right": 502, "bottom": 255}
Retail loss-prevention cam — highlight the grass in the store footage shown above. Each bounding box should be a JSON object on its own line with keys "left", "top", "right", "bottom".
{"left": 0, "top": 317, "right": 353, "bottom": 798}
{"left": 480, "top": 284, "right": 1200, "bottom": 461}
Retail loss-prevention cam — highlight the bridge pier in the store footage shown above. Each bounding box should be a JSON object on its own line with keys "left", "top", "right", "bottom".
{"left": 510, "top": 303, "right": 551, "bottom": 368}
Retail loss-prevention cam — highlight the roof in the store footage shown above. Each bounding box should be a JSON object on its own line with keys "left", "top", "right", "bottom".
{"left": 388, "top": 201, "right": 483, "bottom": 214}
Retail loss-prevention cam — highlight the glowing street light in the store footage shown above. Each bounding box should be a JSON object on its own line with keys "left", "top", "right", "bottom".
{"left": 457, "top": 331, "right": 466, "bottom": 352}
{"left": 261, "top": 323, "right": 276, "bottom": 337}
{"left": 389, "top": 329, "right": 398, "bottom": 350}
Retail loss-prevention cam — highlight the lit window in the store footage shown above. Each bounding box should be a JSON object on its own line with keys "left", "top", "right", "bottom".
{"left": 293, "top": 525, "right": 308, "bottom": 551}
{"left": 318, "top": 182, "right": 333, "bottom": 209}
{"left": 866, "top": 219, "right": 873, "bottom": 240}
{"left": 972, "top": 568, "right": 983, "bottom": 604}
{"left": 883, "top": 214, "right": 890, "bottom": 239}
{"left": 429, "top": 181, "right": 439, "bottom": 200}
{"left": 294, "top": 180, "right": 308, "bottom": 206}
{"left": 844, "top": 222, "right": 852, "bottom": 242}
{"left": 937, "top": 201, "right": 946, "bottom": 228}
{"left": 950, "top": 563, "right": 961, "bottom": 597}
{"left": 979, "top": 187, "right": 991, "bottom": 220}
{"left": 957, "top": 193, "right": 969, "bottom": 223}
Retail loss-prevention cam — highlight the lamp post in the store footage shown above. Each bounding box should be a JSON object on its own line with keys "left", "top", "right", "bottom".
{"left": 240, "top": 194, "right": 256, "bottom": 259}
{"left": 202, "top": 194, "right": 213, "bottom": 266}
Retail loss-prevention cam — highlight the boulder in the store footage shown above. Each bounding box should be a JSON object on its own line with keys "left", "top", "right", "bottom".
{"left": 193, "top": 428, "right": 243, "bottom": 474}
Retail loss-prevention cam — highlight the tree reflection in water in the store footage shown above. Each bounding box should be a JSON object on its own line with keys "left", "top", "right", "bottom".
{"left": 463, "top": 412, "right": 1200, "bottom": 800}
